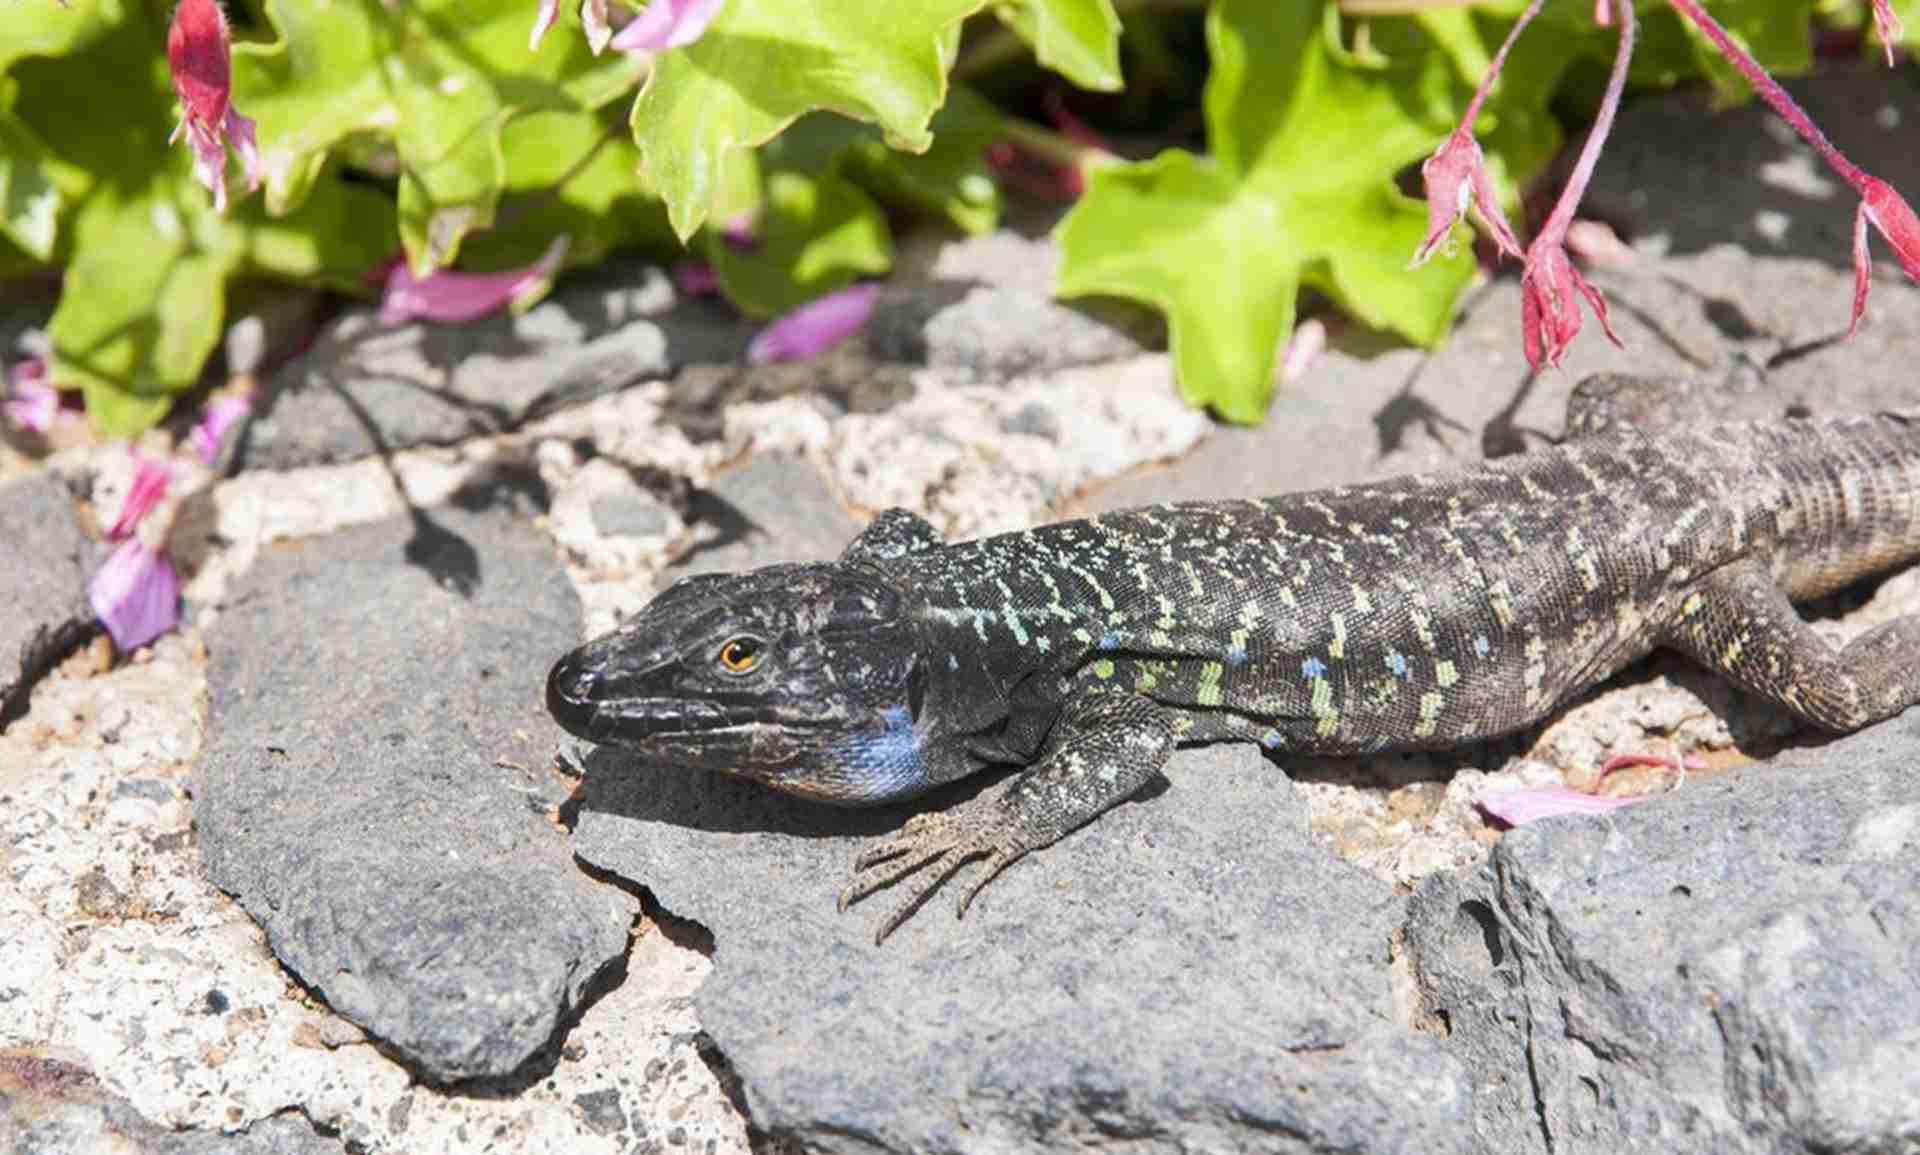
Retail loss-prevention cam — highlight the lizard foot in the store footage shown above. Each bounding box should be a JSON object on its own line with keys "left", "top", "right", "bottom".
{"left": 837, "top": 811, "right": 1028, "bottom": 944}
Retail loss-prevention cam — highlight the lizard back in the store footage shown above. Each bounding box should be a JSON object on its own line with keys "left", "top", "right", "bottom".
{"left": 895, "top": 415, "right": 1920, "bottom": 754}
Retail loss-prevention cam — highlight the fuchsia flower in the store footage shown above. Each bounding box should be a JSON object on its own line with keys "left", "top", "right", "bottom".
{"left": 609, "top": 0, "right": 725, "bottom": 52}
{"left": 4, "top": 356, "right": 55, "bottom": 434}
{"left": 1853, "top": 176, "right": 1920, "bottom": 336}
{"left": 167, "top": 0, "right": 260, "bottom": 214}
{"left": 1413, "top": 129, "right": 1522, "bottom": 267}
{"left": 379, "top": 237, "right": 570, "bottom": 326}
{"left": 1476, "top": 785, "right": 1648, "bottom": 828}
{"left": 747, "top": 282, "right": 880, "bottom": 364}
{"left": 1520, "top": 239, "right": 1621, "bottom": 370}
{"left": 107, "top": 455, "right": 174, "bottom": 542}
{"left": 90, "top": 540, "right": 179, "bottom": 654}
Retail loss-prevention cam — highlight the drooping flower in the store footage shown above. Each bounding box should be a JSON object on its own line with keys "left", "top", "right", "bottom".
{"left": 1853, "top": 175, "right": 1920, "bottom": 336}
{"left": 4, "top": 356, "right": 55, "bottom": 434}
{"left": 190, "top": 388, "right": 255, "bottom": 466}
{"left": 746, "top": 282, "right": 880, "bottom": 364}
{"left": 89, "top": 539, "right": 180, "bottom": 654}
{"left": 1413, "top": 129, "right": 1523, "bottom": 268}
{"left": 379, "top": 236, "right": 570, "bottom": 326}
{"left": 1476, "top": 785, "right": 1649, "bottom": 828}
{"left": 1520, "top": 238, "right": 1621, "bottom": 370}
{"left": 167, "top": 0, "right": 260, "bottom": 214}
{"left": 609, "top": 0, "right": 725, "bottom": 53}
{"left": 107, "top": 455, "right": 174, "bottom": 542}
{"left": 531, "top": 0, "right": 615, "bottom": 53}
{"left": 1665, "top": 0, "right": 1920, "bottom": 335}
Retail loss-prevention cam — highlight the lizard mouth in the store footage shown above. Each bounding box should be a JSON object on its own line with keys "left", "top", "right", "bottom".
{"left": 546, "top": 652, "right": 830, "bottom": 746}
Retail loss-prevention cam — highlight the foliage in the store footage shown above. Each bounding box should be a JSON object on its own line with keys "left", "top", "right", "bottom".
{"left": 0, "top": 0, "right": 1911, "bottom": 433}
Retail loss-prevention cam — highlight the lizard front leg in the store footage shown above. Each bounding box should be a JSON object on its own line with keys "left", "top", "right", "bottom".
{"left": 840, "top": 690, "right": 1175, "bottom": 943}
{"left": 1664, "top": 559, "right": 1920, "bottom": 730}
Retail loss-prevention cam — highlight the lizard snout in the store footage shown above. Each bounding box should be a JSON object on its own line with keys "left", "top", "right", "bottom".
{"left": 545, "top": 649, "right": 600, "bottom": 739}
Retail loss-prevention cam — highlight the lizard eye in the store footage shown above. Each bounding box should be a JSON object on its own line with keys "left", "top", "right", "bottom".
{"left": 716, "top": 636, "right": 762, "bottom": 675}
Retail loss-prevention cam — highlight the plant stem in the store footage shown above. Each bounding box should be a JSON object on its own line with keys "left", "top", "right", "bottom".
{"left": 1664, "top": 0, "right": 1866, "bottom": 189}
{"left": 1459, "top": 0, "right": 1547, "bottom": 131}
{"left": 1541, "top": 0, "right": 1635, "bottom": 240}
{"left": 999, "top": 118, "right": 1118, "bottom": 171}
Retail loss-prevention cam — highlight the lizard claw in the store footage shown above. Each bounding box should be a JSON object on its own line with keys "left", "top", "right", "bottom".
{"left": 839, "top": 812, "right": 1029, "bottom": 943}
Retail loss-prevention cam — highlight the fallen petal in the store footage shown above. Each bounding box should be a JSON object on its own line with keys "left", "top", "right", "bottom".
{"left": 747, "top": 282, "right": 880, "bottom": 365}
{"left": 1599, "top": 750, "right": 1705, "bottom": 775}
{"left": 4, "top": 359, "right": 55, "bottom": 434}
{"left": 1279, "top": 318, "right": 1326, "bottom": 384}
{"left": 379, "top": 236, "right": 570, "bottom": 326}
{"left": 1477, "top": 785, "right": 1649, "bottom": 828}
{"left": 89, "top": 539, "right": 180, "bottom": 654}
{"left": 108, "top": 455, "right": 174, "bottom": 542}
{"left": 610, "top": 0, "right": 725, "bottom": 52}
{"left": 190, "top": 390, "right": 255, "bottom": 465}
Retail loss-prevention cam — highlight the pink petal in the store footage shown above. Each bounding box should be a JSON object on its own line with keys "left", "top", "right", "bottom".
{"left": 1279, "top": 318, "right": 1326, "bottom": 384}
{"left": 1477, "top": 786, "right": 1648, "bottom": 828}
{"left": 581, "top": 0, "right": 612, "bottom": 53}
{"left": 1599, "top": 751, "right": 1705, "bottom": 775}
{"left": 672, "top": 259, "right": 718, "bottom": 296}
{"left": 4, "top": 362, "right": 55, "bottom": 434}
{"left": 610, "top": 0, "right": 725, "bottom": 52}
{"left": 108, "top": 456, "right": 174, "bottom": 542}
{"left": 89, "top": 540, "right": 180, "bottom": 653}
{"left": 529, "top": 0, "right": 560, "bottom": 49}
{"left": 379, "top": 236, "right": 570, "bottom": 326}
{"left": 746, "top": 282, "right": 880, "bottom": 365}
{"left": 190, "top": 390, "right": 254, "bottom": 465}
{"left": 185, "top": 119, "right": 230, "bottom": 215}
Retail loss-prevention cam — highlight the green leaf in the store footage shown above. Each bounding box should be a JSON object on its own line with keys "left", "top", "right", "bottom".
{"left": 232, "top": 0, "right": 643, "bottom": 272}
{"left": 995, "top": 0, "right": 1124, "bottom": 91}
{"left": 705, "top": 169, "right": 892, "bottom": 318}
{"left": 629, "top": 0, "right": 985, "bottom": 241}
{"left": 839, "top": 82, "right": 1004, "bottom": 234}
{"left": 0, "top": 106, "right": 62, "bottom": 260}
{"left": 1057, "top": 0, "right": 1474, "bottom": 423}
{"left": 0, "top": 0, "right": 119, "bottom": 77}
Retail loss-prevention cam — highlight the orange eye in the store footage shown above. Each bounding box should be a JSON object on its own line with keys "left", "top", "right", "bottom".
{"left": 717, "top": 637, "right": 761, "bottom": 674}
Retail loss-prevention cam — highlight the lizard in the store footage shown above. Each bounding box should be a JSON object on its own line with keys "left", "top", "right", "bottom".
{"left": 546, "top": 377, "right": 1920, "bottom": 942}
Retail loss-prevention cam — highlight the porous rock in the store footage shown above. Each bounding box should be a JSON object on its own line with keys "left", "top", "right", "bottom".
{"left": 1407, "top": 713, "right": 1920, "bottom": 1154}
{"left": 245, "top": 261, "right": 747, "bottom": 470}
{"left": 574, "top": 740, "right": 1473, "bottom": 1153}
{"left": 194, "top": 501, "right": 635, "bottom": 1083}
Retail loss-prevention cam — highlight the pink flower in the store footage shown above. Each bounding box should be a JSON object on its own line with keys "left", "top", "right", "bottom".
{"left": 190, "top": 389, "right": 255, "bottom": 465}
{"left": 4, "top": 356, "right": 55, "bottom": 434}
{"left": 167, "top": 0, "right": 260, "bottom": 214}
{"left": 1871, "top": 0, "right": 1906, "bottom": 67}
{"left": 1852, "top": 175, "right": 1920, "bottom": 336}
{"left": 107, "top": 455, "right": 174, "bottom": 542}
{"left": 1476, "top": 785, "right": 1648, "bottom": 828}
{"left": 1520, "top": 237, "right": 1621, "bottom": 370}
{"left": 746, "top": 282, "right": 880, "bottom": 364}
{"left": 379, "top": 237, "right": 570, "bottom": 326}
{"left": 89, "top": 540, "right": 179, "bottom": 654}
{"left": 609, "top": 0, "right": 725, "bottom": 52}
{"left": 1412, "top": 129, "right": 1522, "bottom": 267}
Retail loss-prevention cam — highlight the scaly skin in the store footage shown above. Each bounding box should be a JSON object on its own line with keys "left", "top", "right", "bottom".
{"left": 548, "top": 382, "right": 1920, "bottom": 941}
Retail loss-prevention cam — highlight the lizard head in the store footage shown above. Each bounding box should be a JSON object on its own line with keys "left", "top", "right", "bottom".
{"left": 546, "top": 563, "right": 936, "bottom": 804}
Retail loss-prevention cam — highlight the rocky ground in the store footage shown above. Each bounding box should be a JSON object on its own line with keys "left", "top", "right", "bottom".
{"left": 4, "top": 68, "right": 1920, "bottom": 1155}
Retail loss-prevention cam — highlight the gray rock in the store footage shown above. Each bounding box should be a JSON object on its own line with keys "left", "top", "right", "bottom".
{"left": 0, "top": 473, "right": 95, "bottom": 730}
{"left": 193, "top": 500, "right": 636, "bottom": 1083}
{"left": 587, "top": 490, "right": 671, "bottom": 539}
{"left": 0, "top": 1051, "right": 344, "bottom": 1154}
{"left": 1406, "top": 713, "right": 1920, "bottom": 1155}
{"left": 245, "top": 261, "right": 748, "bottom": 470}
{"left": 574, "top": 739, "right": 1473, "bottom": 1153}
{"left": 663, "top": 452, "right": 858, "bottom": 583}
{"left": 868, "top": 225, "right": 1156, "bottom": 380}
